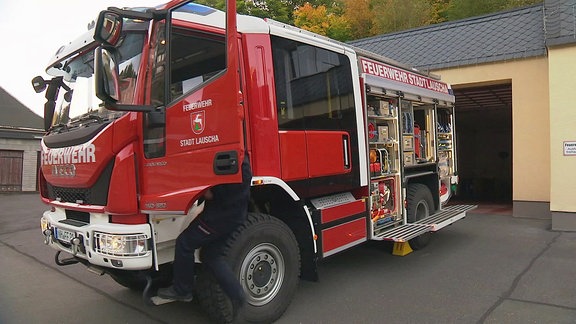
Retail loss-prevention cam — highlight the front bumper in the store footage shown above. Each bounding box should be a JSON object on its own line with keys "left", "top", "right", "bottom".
{"left": 41, "top": 207, "right": 153, "bottom": 270}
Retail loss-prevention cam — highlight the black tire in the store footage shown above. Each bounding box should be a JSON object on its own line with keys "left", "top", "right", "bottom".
{"left": 109, "top": 272, "right": 147, "bottom": 291}
{"left": 196, "top": 213, "right": 300, "bottom": 324}
{"left": 406, "top": 183, "right": 434, "bottom": 250}
{"left": 109, "top": 264, "right": 173, "bottom": 291}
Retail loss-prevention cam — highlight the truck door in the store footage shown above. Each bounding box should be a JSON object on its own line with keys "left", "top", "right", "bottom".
{"left": 270, "top": 35, "right": 361, "bottom": 198}
{"left": 140, "top": 2, "right": 245, "bottom": 213}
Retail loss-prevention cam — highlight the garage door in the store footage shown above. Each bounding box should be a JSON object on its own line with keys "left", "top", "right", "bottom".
{"left": 453, "top": 83, "right": 512, "bottom": 202}
{"left": 0, "top": 150, "right": 23, "bottom": 192}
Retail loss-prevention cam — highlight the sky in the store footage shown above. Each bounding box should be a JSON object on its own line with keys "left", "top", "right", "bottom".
{"left": 0, "top": 0, "right": 162, "bottom": 117}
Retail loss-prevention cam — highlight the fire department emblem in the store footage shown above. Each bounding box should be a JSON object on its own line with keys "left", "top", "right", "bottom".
{"left": 191, "top": 111, "right": 205, "bottom": 134}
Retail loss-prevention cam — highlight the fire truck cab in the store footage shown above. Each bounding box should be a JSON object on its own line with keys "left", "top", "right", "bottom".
{"left": 33, "top": 1, "right": 474, "bottom": 322}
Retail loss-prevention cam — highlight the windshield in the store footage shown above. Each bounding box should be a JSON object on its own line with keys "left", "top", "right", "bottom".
{"left": 47, "top": 29, "right": 146, "bottom": 129}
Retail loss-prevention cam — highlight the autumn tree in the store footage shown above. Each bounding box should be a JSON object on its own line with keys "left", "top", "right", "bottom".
{"left": 294, "top": 3, "right": 329, "bottom": 34}
{"left": 293, "top": 3, "right": 352, "bottom": 41}
{"left": 193, "top": 0, "right": 543, "bottom": 40}
{"left": 342, "top": 0, "right": 374, "bottom": 39}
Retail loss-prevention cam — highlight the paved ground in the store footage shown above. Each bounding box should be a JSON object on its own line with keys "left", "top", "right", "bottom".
{"left": 1, "top": 193, "right": 576, "bottom": 323}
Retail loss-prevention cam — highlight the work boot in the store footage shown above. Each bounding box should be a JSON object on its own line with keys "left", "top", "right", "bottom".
{"left": 157, "top": 285, "right": 194, "bottom": 302}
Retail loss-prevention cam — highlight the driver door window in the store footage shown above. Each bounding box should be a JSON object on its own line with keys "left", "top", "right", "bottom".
{"left": 169, "top": 28, "right": 226, "bottom": 101}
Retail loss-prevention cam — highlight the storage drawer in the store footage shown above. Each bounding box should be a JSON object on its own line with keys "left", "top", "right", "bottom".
{"left": 403, "top": 136, "right": 414, "bottom": 150}
{"left": 404, "top": 152, "right": 414, "bottom": 165}
{"left": 378, "top": 125, "right": 389, "bottom": 142}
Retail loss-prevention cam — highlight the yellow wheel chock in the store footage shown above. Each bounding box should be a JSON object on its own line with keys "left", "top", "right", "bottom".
{"left": 392, "top": 241, "right": 413, "bottom": 256}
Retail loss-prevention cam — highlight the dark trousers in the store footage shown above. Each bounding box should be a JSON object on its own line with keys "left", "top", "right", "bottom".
{"left": 173, "top": 154, "right": 251, "bottom": 302}
{"left": 172, "top": 218, "right": 244, "bottom": 303}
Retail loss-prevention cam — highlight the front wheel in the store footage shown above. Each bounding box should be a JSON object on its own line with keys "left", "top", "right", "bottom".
{"left": 108, "top": 264, "right": 172, "bottom": 291}
{"left": 196, "top": 213, "right": 300, "bottom": 324}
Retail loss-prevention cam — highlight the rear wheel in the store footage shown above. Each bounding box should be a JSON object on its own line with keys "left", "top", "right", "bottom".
{"left": 196, "top": 213, "right": 300, "bottom": 324}
{"left": 406, "top": 183, "right": 434, "bottom": 250}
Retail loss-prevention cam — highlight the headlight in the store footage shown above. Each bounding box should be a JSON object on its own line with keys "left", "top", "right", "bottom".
{"left": 41, "top": 217, "right": 50, "bottom": 232}
{"left": 94, "top": 232, "right": 148, "bottom": 256}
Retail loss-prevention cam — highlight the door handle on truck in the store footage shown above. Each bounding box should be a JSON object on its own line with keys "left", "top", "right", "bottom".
{"left": 213, "top": 151, "right": 239, "bottom": 175}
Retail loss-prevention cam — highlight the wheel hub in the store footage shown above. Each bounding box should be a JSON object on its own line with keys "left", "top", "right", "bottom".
{"left": 247, "top": 252, "right": 277, "bottom": 292}
{"left": 241, "top": 243, "right": 284, "bottom": 306}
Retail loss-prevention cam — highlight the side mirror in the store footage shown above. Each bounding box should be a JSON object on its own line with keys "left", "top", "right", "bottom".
{"left": 94, "top": 11, "right": 123, "bottom": 46}
{"left": 31, "top": 76, "right": 71, "bottom": 131}
{"left": 94, "top": 46, "right": 154, "bottom": 112}
{"left": 94, "top": 47, "right": 120, "bottom": 103}
{"left": 31, "top": 76, "right": 47, "bottom": 93}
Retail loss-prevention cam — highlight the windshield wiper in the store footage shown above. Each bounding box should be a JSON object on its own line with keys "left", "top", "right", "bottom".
{"left": 48, "top": 123, "right": 69, "bottom": 133}
{"left": 72, "top": 114, "right": 105, "bottom": 126}
{"left": 79, "top": 114, "right": 104, "bottom": 123}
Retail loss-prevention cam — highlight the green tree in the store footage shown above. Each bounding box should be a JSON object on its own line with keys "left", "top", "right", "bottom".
{"left": 371, "top": 0, "right": 434, "bottom": 34}
{"left": 195, "top": 0, "right": 283, "bottom": 22}
{"left": 445, "top": 0, "right": 542, "bottom": 21}
{"left": 196, "top": 0, "right": 337, "bottom": 24}
{"left": 428, "top": 0, "right": 450, "bottom": 24}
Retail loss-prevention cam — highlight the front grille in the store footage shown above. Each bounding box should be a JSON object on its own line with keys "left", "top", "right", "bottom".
{"left": 44, "top": 159, "right": 114, "bottom": 206}
{"left": 52, "top": 186, "right": 91, "bottom": 204}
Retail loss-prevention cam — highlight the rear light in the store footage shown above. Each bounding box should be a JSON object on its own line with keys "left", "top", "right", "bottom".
{"left": 109, "top": 213, "right": 148, "bottom": 224}
{"left": 440, "top": 183, "right": 448, "bottom": 196}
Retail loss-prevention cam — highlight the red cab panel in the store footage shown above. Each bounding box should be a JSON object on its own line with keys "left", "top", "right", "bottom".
{"left": 106, "top": 143, "right": 139, "bottom": 215}
{"left": 40, "top": 123, "right": 115, "bottom": 187}
{"left": 242, "top": 34, "right": 281, "bottom": 178}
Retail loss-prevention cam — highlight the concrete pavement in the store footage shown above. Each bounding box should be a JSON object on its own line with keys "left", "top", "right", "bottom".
{"left": 1, "top": 193, "right": 576, "bottom": 323}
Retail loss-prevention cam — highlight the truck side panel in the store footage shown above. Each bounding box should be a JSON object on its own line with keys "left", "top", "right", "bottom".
{"left": 241, "top": 34, "right": 282, "bottom": 178}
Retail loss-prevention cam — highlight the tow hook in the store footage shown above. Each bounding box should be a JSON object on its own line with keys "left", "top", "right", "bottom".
{"left": 70, "top": 237, "right": 82, "bottom": 256}
{"left": 55, "top": 251, "right": 80, "bottom": 266}
{"left": 43, "top": 229, "right": 53, "bottom": 245}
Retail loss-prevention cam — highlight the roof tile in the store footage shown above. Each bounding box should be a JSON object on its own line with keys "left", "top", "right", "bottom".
{"left": 0, "top": 87, "right": 43, "bottom": 130}
{"left": 350, "top": 4, "right": 546, "bottom": 71}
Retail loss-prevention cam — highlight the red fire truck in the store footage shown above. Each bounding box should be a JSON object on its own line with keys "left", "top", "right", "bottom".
{"left": 33, "top": 0, "right": 474, "bottom": 322}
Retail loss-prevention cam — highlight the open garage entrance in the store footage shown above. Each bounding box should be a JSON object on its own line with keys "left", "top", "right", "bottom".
{"left": 452, "top": 82, "right": 512, "bottom": 203}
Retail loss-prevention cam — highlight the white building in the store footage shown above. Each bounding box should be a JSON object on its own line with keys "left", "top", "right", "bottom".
{"left": 0, "top": 87, "right": 44, "bottom": 192}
